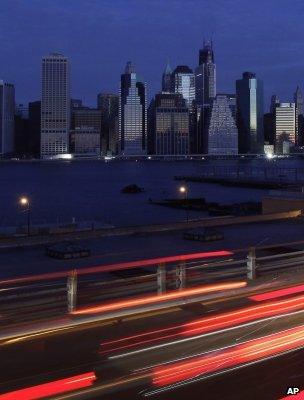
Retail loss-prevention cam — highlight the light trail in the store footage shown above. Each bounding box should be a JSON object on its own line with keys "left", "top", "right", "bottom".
{"left": 152, "top": 324, "right": 304, "bottom": 387}
{"left": 0, "top": 250, "right": 232, "bottom": 286}
{"left": 0, "top": 372, "right": 96, "bottom": 400}
{"left": 72, "top": 281, "right": 246, "bottom": 315}
{"left": 100, "top": 292, "right": 304, "bottom": 354}
{"left": 250, "top": 284, "right": 304, "bottom": 302}
{"left": 109, "top": 308, "right": 304, "bottom": 361}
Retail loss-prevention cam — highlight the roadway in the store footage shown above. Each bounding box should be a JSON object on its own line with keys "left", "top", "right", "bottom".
{"left": 1, "top": 281, "right": 304, "bottom": 399}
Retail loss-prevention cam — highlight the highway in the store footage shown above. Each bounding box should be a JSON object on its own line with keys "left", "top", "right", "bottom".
{"left": 1, "top": 279, "right": 304, "bottom": 399}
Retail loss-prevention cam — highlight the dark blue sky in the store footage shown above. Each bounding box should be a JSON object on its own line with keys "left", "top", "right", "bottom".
{"left": 1, "top": 0, "right": 304, "bottom": 108}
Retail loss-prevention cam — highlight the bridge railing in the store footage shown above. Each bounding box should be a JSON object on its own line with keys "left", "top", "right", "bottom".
{"left": 1, "top": 246, "right": 304, "bottom": 327}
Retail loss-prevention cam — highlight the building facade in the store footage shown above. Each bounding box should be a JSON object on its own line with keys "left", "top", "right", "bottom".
{"left": 41, "top": 53, "right": 70, "bottom": 157}
{"left": 97, "top": 93, "right": 119, "bottom": 155}
{"left": 29, "top": 101, "right": 41, "bottom": 157}
{"left": 173, "top": 66, "right": 195, "bottom": 107}
{"left": 70, "top": 128, "right": 100, "bottom": 155}
{"left": 119, "top": 62, "right": 147, "bottom": 155}
{"left": 236, "top": 72, "right": 264, "bottom": 154}
{"left": 195, "top": 40, "right": 216, "bottom": 106}
{"left": 275, "top": 102, "right": 296, "bottom": 154}
{"left": 71, "top": 107, "right": 101, "bottom": 155}
{"left": 294, "top": 86, "right": 304, "bottom": 146}
{"left": 148, "top": 93, "right": 189, "bottom": 155}
{"left": 0, "top": 80, "right": 15, "bottom": 156}
{"left": 207, "top": 94, "right": 238, "bottom": 155}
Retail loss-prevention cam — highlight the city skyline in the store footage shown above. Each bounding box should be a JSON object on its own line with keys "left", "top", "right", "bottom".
{"left": 1, "top": 0, "right": 304, "bottom": 106}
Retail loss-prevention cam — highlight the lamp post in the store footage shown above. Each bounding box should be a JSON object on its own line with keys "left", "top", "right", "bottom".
{"left": 19, "top": 196, "right": 30, "bottom": 236}
{"left": 179, "top": 185, "right": 189, "bottom": 222}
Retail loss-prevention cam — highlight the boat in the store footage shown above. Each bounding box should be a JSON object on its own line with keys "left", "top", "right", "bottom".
{"left": 121, "top": 184, "right": 144, "bottom": 194}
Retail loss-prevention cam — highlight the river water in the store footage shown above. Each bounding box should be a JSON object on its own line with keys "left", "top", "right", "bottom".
{"left": 0, "top": 159, "right": 302, "bottom": 228}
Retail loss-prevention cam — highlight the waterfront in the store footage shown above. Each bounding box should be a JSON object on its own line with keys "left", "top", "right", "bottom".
{"left": 0, "top": 159, "right": 283, "bottom": 229}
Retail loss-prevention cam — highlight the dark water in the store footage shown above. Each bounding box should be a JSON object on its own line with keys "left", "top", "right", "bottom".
{"left": 0, "top": 159, "right": 301, "bottom": 228}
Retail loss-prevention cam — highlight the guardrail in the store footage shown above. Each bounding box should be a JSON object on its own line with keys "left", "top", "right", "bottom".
{"left": 1, "top": 247, "right": 304, "bottom": 327}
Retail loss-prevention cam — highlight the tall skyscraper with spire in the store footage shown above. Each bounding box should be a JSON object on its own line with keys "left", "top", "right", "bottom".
{"left": 162, "top": 61, "right": 172, "bottom": 92}
{"left": 294, "top": 86, "right": 304, "bottom": 146}
{"left": 195, "top": 40, "right": 216, "bottom": 106}
{"left": 119, "top": 61, "right": 147, "bottom": 155}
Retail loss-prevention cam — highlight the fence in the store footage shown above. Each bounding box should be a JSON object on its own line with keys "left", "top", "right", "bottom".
{"left": 1, "top": 246, "right": 304, "bottom": 328}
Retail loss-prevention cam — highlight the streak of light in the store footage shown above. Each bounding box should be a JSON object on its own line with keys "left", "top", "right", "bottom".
{"left": 73, "top": 281, "right": 246, "bottom": 315}
{"left": 152, "top": 324, "right": 304, "bottom": 387}
{"left": 250, "top": 284, "right": 304, "bottom": 302}
{"left": 0, "top": 372, "right": 96, "bottom": 400}
{"left": 100, "top": 292, "right": 304, "bottom": 355}
{"left": 109, "top": 308, "right": 304, "bottom": 361}
{"left": 0, "top": 250, "right": 232, "bottom": 286}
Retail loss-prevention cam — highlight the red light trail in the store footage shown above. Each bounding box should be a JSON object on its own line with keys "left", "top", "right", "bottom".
{"left": 0, "top": 372, "right": 96, "bottom": 399}
{"left": 249, "top": 284, "right": 304, "bottom": 302}
{"left": 73, "top": 281, "right": 246, "bottom": 315}
{"left": 0, "top": 250, "right": 233, "bottom": 286}
{"left": 152, "top": 324, "right": 304, "bottom": 387}
{"left": 100, "top": 292, "right": 304, "bottom": 354}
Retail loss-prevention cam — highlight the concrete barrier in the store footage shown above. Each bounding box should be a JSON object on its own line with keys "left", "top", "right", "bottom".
{"left": 0, "top": 210, "right": 302, "bottom": 250}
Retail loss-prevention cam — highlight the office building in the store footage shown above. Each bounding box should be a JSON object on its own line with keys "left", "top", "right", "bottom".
{"left": 148, "top": 93, "right": 189, "bottom": 155}
{"left": 97, "top": 93, "right": 119, "bottom": 155}
{"left": 207, "top": 94, "right": 238, "bottom": 155}
{"left": 41, "top": 53, "right": 70, "bottom": 157}
{"left": 15, "top": 103, "right": 29, "bottom": 157}
{"left": 236, "top": 72, "right": 264, "bottom": 153}
{"left": 195, "top": 40, "right": 216, "bottom": 106}
{"left": 275, "top": 102, "right": 296, "bottom": 154}
{"left": 0, "top": 80, "right": 15, "bottom": 156}
{"left": 72, "top": 108, "right": 101, "bottom": 131}
{"left": 294, "top": 86, "right": 304, "bottom": 146}
{"left": 173, "top": 66, "right": 195, "bottom": 107}
{"left": 71, "top": 107, "right": 101, "bottom": 155}
{"left": 119, "top": 62, "right": 147, "bottom": 155}
{"left": 70, "top": 128, "right": 100, "bottom": 155}
{"left": 29, "top": 101, "right": 41, "bottom": 157}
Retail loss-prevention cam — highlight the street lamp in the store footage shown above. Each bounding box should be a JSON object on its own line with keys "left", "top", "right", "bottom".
{"left": 19, "top": 196, "right": 30, "bottom": 236}
{"left": 179, "top": 185, "right": 189, "bottom": 222}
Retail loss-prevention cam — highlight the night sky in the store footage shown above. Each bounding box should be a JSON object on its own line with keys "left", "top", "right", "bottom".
{"left": 1, "top": 0, "right": 304, "bottom": 108}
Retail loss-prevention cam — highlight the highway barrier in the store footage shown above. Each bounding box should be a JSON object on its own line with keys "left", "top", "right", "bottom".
{"left": 1, "top": 246, "right": 304, "bottom": 327}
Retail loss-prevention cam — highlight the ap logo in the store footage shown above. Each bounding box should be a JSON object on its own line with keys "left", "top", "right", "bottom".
{"left": 286, "top": 387, "right": 300, "bottom": 395}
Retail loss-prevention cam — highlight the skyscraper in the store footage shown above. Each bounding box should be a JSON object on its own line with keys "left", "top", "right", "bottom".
{"left": 0, "top": 80, "right": 15, "bottom": 156}
{"left": 173, "top": 66, "right": 195, "bottom": 107}
{"left": 162, "top": 61, "right": 173, "bottom": 92}
{"left": 70, "top": 107, "right": 102, "bottom": 155}
{"left": 195, "top": 40, "right": 216, "bottom": 106}
{"left": 148, "top": 93, "right": 189, "bottom": 155}
{"left": 119, "top": 62, "right": 147, "bottom": 155}
{"left": 97, "top": 93, "right": 119, "bottom": 155}
{"left": 207, "top": 94, "right": 238, "bottom": 155}
{"left": 294, "top": 86, "right": 304, "bottom": 146}
{"left": 236, "top": 72, "right": 264, "bottom": 153}
{"left": 29, "top": 101, "right": 41, "bottom": 157}
{"left": 41, "top": 53, "right": 70, "bottom": 157}
{"left": 275, "top": 103, "right": 296, "bottom": 154}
